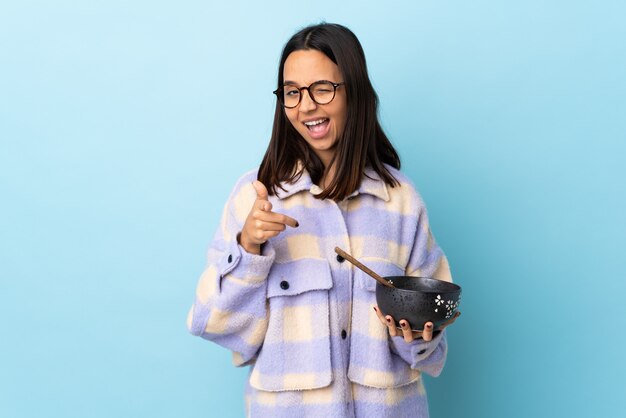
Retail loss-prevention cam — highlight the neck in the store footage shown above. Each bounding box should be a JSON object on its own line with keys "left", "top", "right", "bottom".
{"left": 320, "top": 162, "right": 336, "bottom": 189}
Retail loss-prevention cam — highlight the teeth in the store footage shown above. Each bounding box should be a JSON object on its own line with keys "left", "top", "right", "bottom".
{"left": 304, "top": 119, "right": 328, "bottom": 126}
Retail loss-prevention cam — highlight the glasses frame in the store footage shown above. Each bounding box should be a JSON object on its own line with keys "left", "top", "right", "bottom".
{"left": 273, "top": 80, "right": 345, "bottom": 109}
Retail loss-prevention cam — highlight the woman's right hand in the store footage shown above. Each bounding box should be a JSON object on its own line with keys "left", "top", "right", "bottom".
{"left": 239, "top": 181, "right": 299, "bottom": 255}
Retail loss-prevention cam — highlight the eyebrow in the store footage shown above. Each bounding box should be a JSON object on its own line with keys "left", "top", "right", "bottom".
{"left": 282, "top": 79, "right": 333, "bottom": 86}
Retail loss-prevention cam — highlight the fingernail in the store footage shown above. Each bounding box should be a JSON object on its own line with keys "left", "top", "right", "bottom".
{"left": 386, "top": 317, "right": 391, "bottom": 323}
{"left": 373, "top": 307, "right": 377, "bottom": 312}
{"left": 400, "top": 321, "right": 407, "bottom": 327}
{"left": 426, "top": 324, "right": 433, "bottom": 329}
{"left": 295, "top": 222, "right": 299, "bottom": 227}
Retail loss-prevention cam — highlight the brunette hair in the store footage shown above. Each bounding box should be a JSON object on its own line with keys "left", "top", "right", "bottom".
{"left": 258, "top": 23, "right": 400, "bottom": 200}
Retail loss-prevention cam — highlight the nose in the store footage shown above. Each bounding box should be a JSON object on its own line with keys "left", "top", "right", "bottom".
{"left": 298, "top": 88, "right": 317, "bottom": 113}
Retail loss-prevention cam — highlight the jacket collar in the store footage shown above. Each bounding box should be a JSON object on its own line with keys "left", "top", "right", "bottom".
{"left": 274, "top": 163, "right": 390, "bottom": 202}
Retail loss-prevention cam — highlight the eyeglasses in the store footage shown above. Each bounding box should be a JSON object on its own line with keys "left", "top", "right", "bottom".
{"left": 273, "top": 80, "right": 345, "bottom": 109}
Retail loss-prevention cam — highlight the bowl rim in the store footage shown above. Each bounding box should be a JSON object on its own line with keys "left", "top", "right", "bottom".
{"left": 378, "top": 276, "right": 461, "bottom": 293}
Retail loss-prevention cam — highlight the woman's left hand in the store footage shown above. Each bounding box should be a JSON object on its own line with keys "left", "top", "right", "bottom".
{"left": 373, "top": 306, "right": 434, "bottom": 342}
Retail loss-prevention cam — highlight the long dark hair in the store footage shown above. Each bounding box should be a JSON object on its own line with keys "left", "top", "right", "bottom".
{"left": 258, "top": 23, "right": 400, "bottom": 201}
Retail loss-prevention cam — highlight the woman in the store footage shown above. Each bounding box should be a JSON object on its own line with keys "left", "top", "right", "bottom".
{"left": 187, "top": 23, "right": 455, "bottom": 417}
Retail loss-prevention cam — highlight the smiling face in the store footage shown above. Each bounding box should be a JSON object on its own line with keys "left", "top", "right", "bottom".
{"left": 283, "top": 49, "right": 347, "bottom": 168}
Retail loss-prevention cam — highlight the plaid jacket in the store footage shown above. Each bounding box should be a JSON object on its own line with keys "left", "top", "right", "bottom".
{"left": 187, "top": 165, "right": 453, "bottom": 418}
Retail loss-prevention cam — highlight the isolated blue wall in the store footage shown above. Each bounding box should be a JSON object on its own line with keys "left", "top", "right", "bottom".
{"left": 1, "top": 1, "right": 625, "bottom": 417}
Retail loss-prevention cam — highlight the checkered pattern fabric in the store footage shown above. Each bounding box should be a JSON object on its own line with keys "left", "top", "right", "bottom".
{"left": 188, "top": 165, "right": 453, "bottom": 418}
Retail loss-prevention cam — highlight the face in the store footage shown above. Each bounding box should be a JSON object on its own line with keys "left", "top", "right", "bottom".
{"left": 282, "top": 49, "right": 347, "bottom": 167}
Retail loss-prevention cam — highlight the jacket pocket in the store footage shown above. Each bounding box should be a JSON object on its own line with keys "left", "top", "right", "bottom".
{"left": 348, "top": 259, "right": 422, "bottom": 388}
{"left": 249, "top": 257, "right": 334, "bottom": 392}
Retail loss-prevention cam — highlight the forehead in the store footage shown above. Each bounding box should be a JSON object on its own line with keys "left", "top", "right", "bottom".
{"left": 283, "top": 49, "right": 342, "bottom": 85}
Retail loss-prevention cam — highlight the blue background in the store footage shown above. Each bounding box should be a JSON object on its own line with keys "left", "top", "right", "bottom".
{"left": 1, "top": 1, "right": 625, "bottom": 417}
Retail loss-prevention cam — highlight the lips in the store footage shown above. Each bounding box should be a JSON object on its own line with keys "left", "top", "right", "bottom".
{"left": 304, "top": 118, "right": 328, "bottom": 127}
{"left": 303, "top": 118, "right": 330, "bottom": 139}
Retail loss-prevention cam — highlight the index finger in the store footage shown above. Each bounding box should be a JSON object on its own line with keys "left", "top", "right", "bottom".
{"left": 261, "top": 210, "right": 299, "bottom": 228}
{"left": 255, "top": 207, "right": 299, "bottom": 228}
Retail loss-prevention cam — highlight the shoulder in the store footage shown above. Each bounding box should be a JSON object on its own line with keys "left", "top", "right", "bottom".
{"left": 229, "top": 168, "right": 259, "bottom": 195}
{"left": 382, "top": 164, "right": 426, "bottom": 210}
{"left": 223, "top": 168, "right": 259, "bottom": 221}
{"left": 382, "top": 164, "right": 412, "bottom": 186}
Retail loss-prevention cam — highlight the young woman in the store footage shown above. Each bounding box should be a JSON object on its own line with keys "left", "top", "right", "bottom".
{"left": 188, "top": 23, "right": 455, "bottom": 417}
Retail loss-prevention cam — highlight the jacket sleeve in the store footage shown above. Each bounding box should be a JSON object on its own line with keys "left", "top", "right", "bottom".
{"left": 186, "top": 177, "right": 274, "bottom": 367}
{"left": 389, "top": 194, "right": 453, "bottom": 377}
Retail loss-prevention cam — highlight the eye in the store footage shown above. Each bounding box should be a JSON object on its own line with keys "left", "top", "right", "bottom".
{"left": 312, "top": 81, "right": 334, "bottom": 95}
{"left": 283, "top": 86, "right": 299, "bottom": 96}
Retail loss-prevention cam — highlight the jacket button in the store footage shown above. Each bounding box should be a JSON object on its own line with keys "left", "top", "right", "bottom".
{"left": 227, "top": 254, "right": 233, "bottom": 263}
{"left": 336, "top": 254, "right": 345, "bottom": 263}
{"left": 341, "top": 330, "right": 347, "bottom": 339}
{"left": 280, "top": 280, "right": 290, "bottom": 290}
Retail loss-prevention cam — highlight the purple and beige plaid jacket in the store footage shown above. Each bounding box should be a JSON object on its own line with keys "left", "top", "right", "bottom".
{"left": 187, "top": 164, "right": 453, "bottom": 418}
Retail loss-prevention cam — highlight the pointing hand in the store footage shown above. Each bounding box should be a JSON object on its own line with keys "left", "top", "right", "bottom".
{"left": 239, "top": 181, "right": 299, "bottom": 255}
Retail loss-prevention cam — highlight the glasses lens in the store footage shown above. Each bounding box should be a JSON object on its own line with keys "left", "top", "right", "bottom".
{"left": 282, "top": 85, "right": 300, "bottom": 108}
{"left": 310, "top": 81, "right": 335, "bottom": 105}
